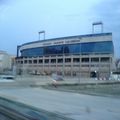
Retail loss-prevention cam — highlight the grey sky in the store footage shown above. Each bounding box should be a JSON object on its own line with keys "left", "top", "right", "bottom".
{"left": 0, "top": 0, "right": 119, "bottom": 58}
{"left": 94, "top": 0, "right": 120, "bottom": 58}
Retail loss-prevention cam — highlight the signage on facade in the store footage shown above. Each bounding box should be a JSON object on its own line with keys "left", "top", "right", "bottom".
{"left": 42, "top": 38, "right": 81, "bottom": 46}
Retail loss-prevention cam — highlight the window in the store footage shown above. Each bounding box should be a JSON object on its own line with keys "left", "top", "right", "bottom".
{"left": 58, "top": 59, "right": 63, "bottom": 63}
{"left": 21, "top": 47, "right": 43, "bottom": 57}
{"left": 81, "top": 65, "right": 89, "bottom": 67}
{"left": 81, "top": 41, "right": 114, "bottom": 54}
{"left": 45, "top": 59, "right": 49, "bottom": 63}
{"left": 39, "top": 59, "right": 43, "bottom": 63}
{"left": 73, "top": 58, "right": 80, "bottom": 62}
{"left": 18, "top": 61, "right": 21, "bottom": 63}
{"left": 65, "top": 65, "right": 71, "bottom": 67}
{"left": 33, "top": 60, "right": 37, "bottom": 64}
{"left": 21, "top": 61, "right": 23, "bottom": 64}
{"left": 21, "top": 41, "right": 114, "bottom": 57}
{"left": 82, "top": 58, "right": 89, "bottom": 62}
{"left": 51, "top": 59, "right": 56, "bottom": 63}
{"left": 101, "top": 57, "right": 110, "bottom": 62}
{"left": 29, "top": 60, "right": 32, "bottom": 64}
{"left": 24, "top": 60, "right": 27, "bottom": 64}
{"left": 91, "top": 58, "right": 99, "bottom": 62}
{"left": 65, "top": 58, "right": 71, "bottom": 63}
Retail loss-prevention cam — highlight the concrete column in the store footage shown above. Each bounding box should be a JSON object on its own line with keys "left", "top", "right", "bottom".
{"left": 63, "top": 54, "right": 65, "bottom": 76}
{"left": 43, "top": 56, "right": 45, "bottom": 73}
{"left": 89, "top": 56, "right": 91, "bottom": 77}
{"left": 71, "top": 55, "right": 73, "bottom": 77}
{"left": 98, "top": 57, "right": 101, "bottom": 78}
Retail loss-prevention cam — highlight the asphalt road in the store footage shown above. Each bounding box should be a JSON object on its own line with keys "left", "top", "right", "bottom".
{"left": 0, "top": 87, "right": 120, "bottom": 120}
{"left": 0, "top": 113, "right": 13, "bottom": 120}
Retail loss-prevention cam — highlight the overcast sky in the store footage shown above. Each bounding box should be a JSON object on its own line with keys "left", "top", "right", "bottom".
{"left": 0, "top": 0, "right": 120, "bottom": 58}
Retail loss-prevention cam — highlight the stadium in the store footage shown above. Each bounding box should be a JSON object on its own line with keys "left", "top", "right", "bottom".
{"left": 16, "top": 32, "right": 114, "bottom": 78}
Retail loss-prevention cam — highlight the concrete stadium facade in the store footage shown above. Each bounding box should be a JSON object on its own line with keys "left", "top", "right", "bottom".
{"left": 16, "top": 33, "right": 114, "bottom": 78}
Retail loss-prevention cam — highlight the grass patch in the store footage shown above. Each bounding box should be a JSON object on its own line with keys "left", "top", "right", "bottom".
{"left": 42, "top": 82, "right": 120, "bottom": 97}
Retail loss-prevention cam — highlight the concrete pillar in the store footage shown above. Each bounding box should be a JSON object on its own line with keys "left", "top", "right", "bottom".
{"left": 71, "top": 55, "right": 73, "bottom": 77}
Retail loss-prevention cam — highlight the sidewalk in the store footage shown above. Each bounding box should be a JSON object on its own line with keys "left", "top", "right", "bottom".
{"left": 0, "top": 75, "right": 119, "bottom": 88}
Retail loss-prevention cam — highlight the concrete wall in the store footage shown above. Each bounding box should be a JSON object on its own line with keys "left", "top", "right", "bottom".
{"left": 16, "top": 54, "right": 113, "bottom": 78}
{"left": 0, "top": 51, "right": 13, "bottom": 72}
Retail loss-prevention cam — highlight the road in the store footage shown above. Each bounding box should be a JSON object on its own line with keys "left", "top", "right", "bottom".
{"left": 0, "top": 87, "right": 120, "bottom": 120}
